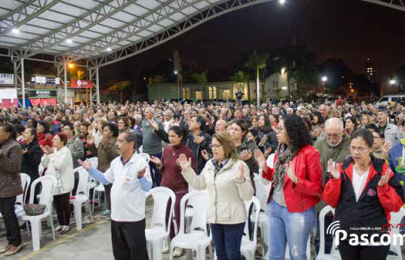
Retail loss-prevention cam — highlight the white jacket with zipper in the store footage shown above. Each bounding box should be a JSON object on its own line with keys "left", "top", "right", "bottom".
{"left": 182, "top": 158, "right": 254, "bottom": 224}
{"left": 41, "top": 146, "right": 74, "bottom": 196}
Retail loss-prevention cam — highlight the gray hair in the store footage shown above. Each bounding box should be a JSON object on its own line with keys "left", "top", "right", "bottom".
{"left": 164, "top": 110, "right": 173, "bottom": 116}
{"left": 146, "top": 107, "right": 155, "bottom": 114}
{"left": 325, "top": 117, "right": 344, "bottom": 130}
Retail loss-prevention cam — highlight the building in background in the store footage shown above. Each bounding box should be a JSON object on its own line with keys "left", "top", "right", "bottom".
{"left": 364, "top": 58, "right": 377, "bottom": 84}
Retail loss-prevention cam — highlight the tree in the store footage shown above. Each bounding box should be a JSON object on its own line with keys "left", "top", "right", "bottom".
{"left": 191, "top": 71, "right": 208, "bottom": 100}
{"left": 230, "top": 71, "right": 250, "bottom": 96}
{"left": 108, "top": 80, "right": 131, "bottom": 103}
{"left": 245, "top": 52, "right": 268, "bottom": 106}
{"left": 267, "top": 46, "right": 318, "bottom": 98}
{"left": 152, "top": 75, "right": 166, "bottom": 100}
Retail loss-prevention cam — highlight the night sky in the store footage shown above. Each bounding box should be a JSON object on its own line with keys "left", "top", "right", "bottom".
{"left": 103, "top": 0, "right": 405, "bottom": 84}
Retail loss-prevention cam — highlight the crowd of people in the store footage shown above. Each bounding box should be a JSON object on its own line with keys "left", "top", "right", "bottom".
{"left": 0, "top": 97, "right": 405, "bottom": 259}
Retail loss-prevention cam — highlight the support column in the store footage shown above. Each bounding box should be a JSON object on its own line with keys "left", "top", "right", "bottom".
{"left": 64, "top": 62, "right": 68, "bottom": 104}
{"left": 96, "top": 68, "right": 100, "bottom": 104}
{"left": 21, "top": 58, "right": 25, "bottom": 108}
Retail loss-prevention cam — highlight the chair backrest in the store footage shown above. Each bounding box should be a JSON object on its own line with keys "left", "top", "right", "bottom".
{"left": 30, "top": 175, "right": 57, "bottom": 213}
{"left": 38, "top": 164, "right": 45, "bottom": 176}
{"left": 147, "top": 187, "right": 176, "bottom": 233}
{"left": 243, "top": 196, "right": 261, "bottom": 244}
{"left": 88, "top": 157, "right": 98, "bottom": 169}
{"left": 138, "top": 153, "right": 150, "bottom": 163}
{"left": 74, "top": 167, "right": 90, "bottom": 197}
{"left": 254, "top": 177, "right": 270, "bottom": 210}
{"left": 179, "top": 190, "right": 209, "bottom": 235}
{"left": 318, "top": 205, "right": 335, "bottom": 256}
{"left": 17, "top": 173, "right": 31, "bottom": 205}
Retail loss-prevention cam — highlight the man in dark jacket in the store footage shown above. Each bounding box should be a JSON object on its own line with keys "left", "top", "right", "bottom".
{"left": 0, "top": 123, "right": 24, "bottom": 256}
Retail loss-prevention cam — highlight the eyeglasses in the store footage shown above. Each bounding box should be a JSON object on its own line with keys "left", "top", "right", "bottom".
{"left": 210, "top": 144, "right": 222, "bottom": 149}
{"left": 350, "top": 146, "right": 368, "bottom": 153}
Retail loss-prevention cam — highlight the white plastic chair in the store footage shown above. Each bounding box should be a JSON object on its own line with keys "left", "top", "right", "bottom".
{"left": 387, "top": 208, "right": 405, "bottom": 260}
{"left": 15, "top": 173, "right": 31, "bottom": 219}
{"left": 88, "top": 157, "right": 98, "bottom": 168}
{"left": 38, "top": 164, "right": 45, "bottom": 176}
{"left": 92, "top": 182, "right": 105, "bottom": 212}
{"left": 145, "top": 187, "right": 176, "bottom": 260}
{"left": 22, "top": 175, "right": 57, "bottom": 251}
{"left": 241, "top": 196, "right": 261, "bottom": 260}
{"left": 253, "top": 175, "right": 270, "bottom": 257}
{"left": 70, "top": 167, "right": 93, "bottom": 230}
{"left": 169, "top": 190, "right": 212, "bottom": 260}
{"left": 315, "top": 205, "right": 340, "bottom": 260}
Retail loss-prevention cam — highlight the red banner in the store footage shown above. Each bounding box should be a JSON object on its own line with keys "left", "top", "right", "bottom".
{"left": 0, "top": 99, "right": 18, "bottom": 108}
{"left": 30, "top": 99, "right": 57, "bottom": 106}
{"left": 70, "top": 80, "right": 94, "bottom": 89}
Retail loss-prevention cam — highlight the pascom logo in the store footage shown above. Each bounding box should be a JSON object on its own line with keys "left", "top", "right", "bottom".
{"left": 326, "top": 220, "right": 341, "bottom": 236}
{"left": 326, "top": 220, "right": 405, "bottom": 246}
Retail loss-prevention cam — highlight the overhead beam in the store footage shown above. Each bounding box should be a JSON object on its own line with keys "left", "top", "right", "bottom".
{"left": 16, "top": 0, "right": 136, "bottom": 58}
{"left": 0, "top": 0, "right": 63, "bottom": 38}
{"left": 69, "top": 0, "right": 211, "bottom": 59}
{"left": 362, "top": 0, "right": 405, "bottom": 12}
{"left": 88, "top": 0, "right": 274, "bottom": 68}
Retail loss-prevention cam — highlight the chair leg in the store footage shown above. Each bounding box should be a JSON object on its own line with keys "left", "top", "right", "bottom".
{"left": 74, "top": 203, "right": 82, "bottom": 230}
{"left": 197, "top": 247, "right": 206, "bottom": 260}
{"left": 30, "top": 219, "right": 41, "bottom": 251}
{"left": 169, "top": 244, "right": 175, "bottom": 260}
{"left": 154, "top": 239, "right": 163, "bottom": 260}
{"left": 26, "top": 221, "right": 31, "bottom": 237}
{"left": 49, "top": 215, "right": 55, "bottom": 241}
{"left": 146, "top": 241, "right": 152, "bottom": 260}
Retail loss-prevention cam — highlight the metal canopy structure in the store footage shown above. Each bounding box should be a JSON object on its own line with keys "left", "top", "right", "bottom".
{"left": 0, "top": 0, "right": 403, "bottom": 106}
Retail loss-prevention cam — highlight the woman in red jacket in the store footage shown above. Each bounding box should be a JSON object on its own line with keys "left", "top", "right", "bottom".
{"left": 255, "top": 114, "right": 322, "bottom": 260}
{"left": 37, "top": 121, "right": 53, "bottom": 148}
{"left": 322, "top": 129, "right": 404, "bottom": 260}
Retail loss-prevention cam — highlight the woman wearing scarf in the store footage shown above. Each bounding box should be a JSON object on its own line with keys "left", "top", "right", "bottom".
{"left": 255, "top": 114, "right": 322, "bottom": 260}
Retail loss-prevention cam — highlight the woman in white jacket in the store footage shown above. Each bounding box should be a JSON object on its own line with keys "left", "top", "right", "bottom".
{"left": 41, "top": 132, "right": 74, "bottom": 234}
{"left": 178, "top": 132, "right": 254, "bottom": 260}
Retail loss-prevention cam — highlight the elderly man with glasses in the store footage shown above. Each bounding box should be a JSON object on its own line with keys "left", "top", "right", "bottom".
{"left": 313, "top": 117, "right": 351, "bottom": 256}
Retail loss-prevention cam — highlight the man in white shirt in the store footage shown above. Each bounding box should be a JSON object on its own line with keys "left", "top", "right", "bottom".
{"left": 79, "top": 131, "right": 151, "bottom": 260}
{"left": 163, "top": 109, "right": 177, "bottom": 133}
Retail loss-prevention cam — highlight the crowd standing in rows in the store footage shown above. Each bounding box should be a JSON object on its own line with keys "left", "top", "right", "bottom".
{"left": 0, "top": 98, "right": 404, "bottom": 259}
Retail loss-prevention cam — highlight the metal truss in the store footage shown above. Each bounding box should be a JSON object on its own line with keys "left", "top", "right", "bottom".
{"left": 19, "top": 0, "right": 140, "bottom": 58}
{"left": 69, "top": 0, "right": 205, "bottom": 58}
{"left": 87, "top": 0, "right": 274, "bottom": 68}
{"left": 0, "top": 0, "right": 63, "bottom": 38}
{"left": 363, "top": 0, "right": 405, "bottom": 12}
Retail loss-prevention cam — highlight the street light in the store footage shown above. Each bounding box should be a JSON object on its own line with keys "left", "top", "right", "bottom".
{"left": 390, "top": 79, "right": 397, "bottom": 85}
{"left": 321, "top": 76, "right": 328, "bottom": 82}
{"left": 279, "top": 0, "right": 286, "bottom": 4}
{"left": 68, "top": 63, "right": 75, "bottom": 69}
{"left": 174, "top": 70, "right": 178, "bottom": 75}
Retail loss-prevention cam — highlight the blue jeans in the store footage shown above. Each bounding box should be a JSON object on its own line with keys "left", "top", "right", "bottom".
{"left": 149, "top": 152, "right": 162, "bottom": 187}
{"left": 267, "top": 200, "right": 316, "bottom": 260}
{"left": 211, "top": 222, "right": 245, "bottom": 260}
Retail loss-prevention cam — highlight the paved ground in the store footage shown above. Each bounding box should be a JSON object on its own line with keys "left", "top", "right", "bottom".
{"left": 0, "top": 197, "right": 266, "bottom": 260}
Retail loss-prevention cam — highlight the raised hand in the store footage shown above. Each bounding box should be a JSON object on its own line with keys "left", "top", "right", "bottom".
{"left": 148, "top": 119, "right": 159, "bottom": 131}
{"left": 78, "top": 159, "right": 92, "bottom": 170}
{"left": 201, "top": 149, "right": 209, "bottom": 161}
{"left": 287, "top": 162, "right": 298, "bottom": 184}
{"left": 240, "top": 150, "right": 252, "bottom": 161}
{"left": 378, "top": 168, "right": 391, "bottom": 187}
{"left": 327, "top": 159, "right": 340, "bottom": 179}
{"left": 150, "top": 156, "right": 162, "bottom": 165}
{"left": 259, "top": 135, "right": 267, "bottom": 147}
{"left": 254, "top": 149, "right": 266, "bottom": 170}
{"left": 194, "top": 136, "right": 205, "bottom": 144}
{"left": 382, "top": 141, "right": 392, "bottom": 160}
{"left": 177, "top": 153, "right": 191, "bottom": 171}
{"left": 236, "top": 163, "right": 245, "bottom": 181}
{"left": 137, "top": 167, "right": 147, "bottom": 178}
